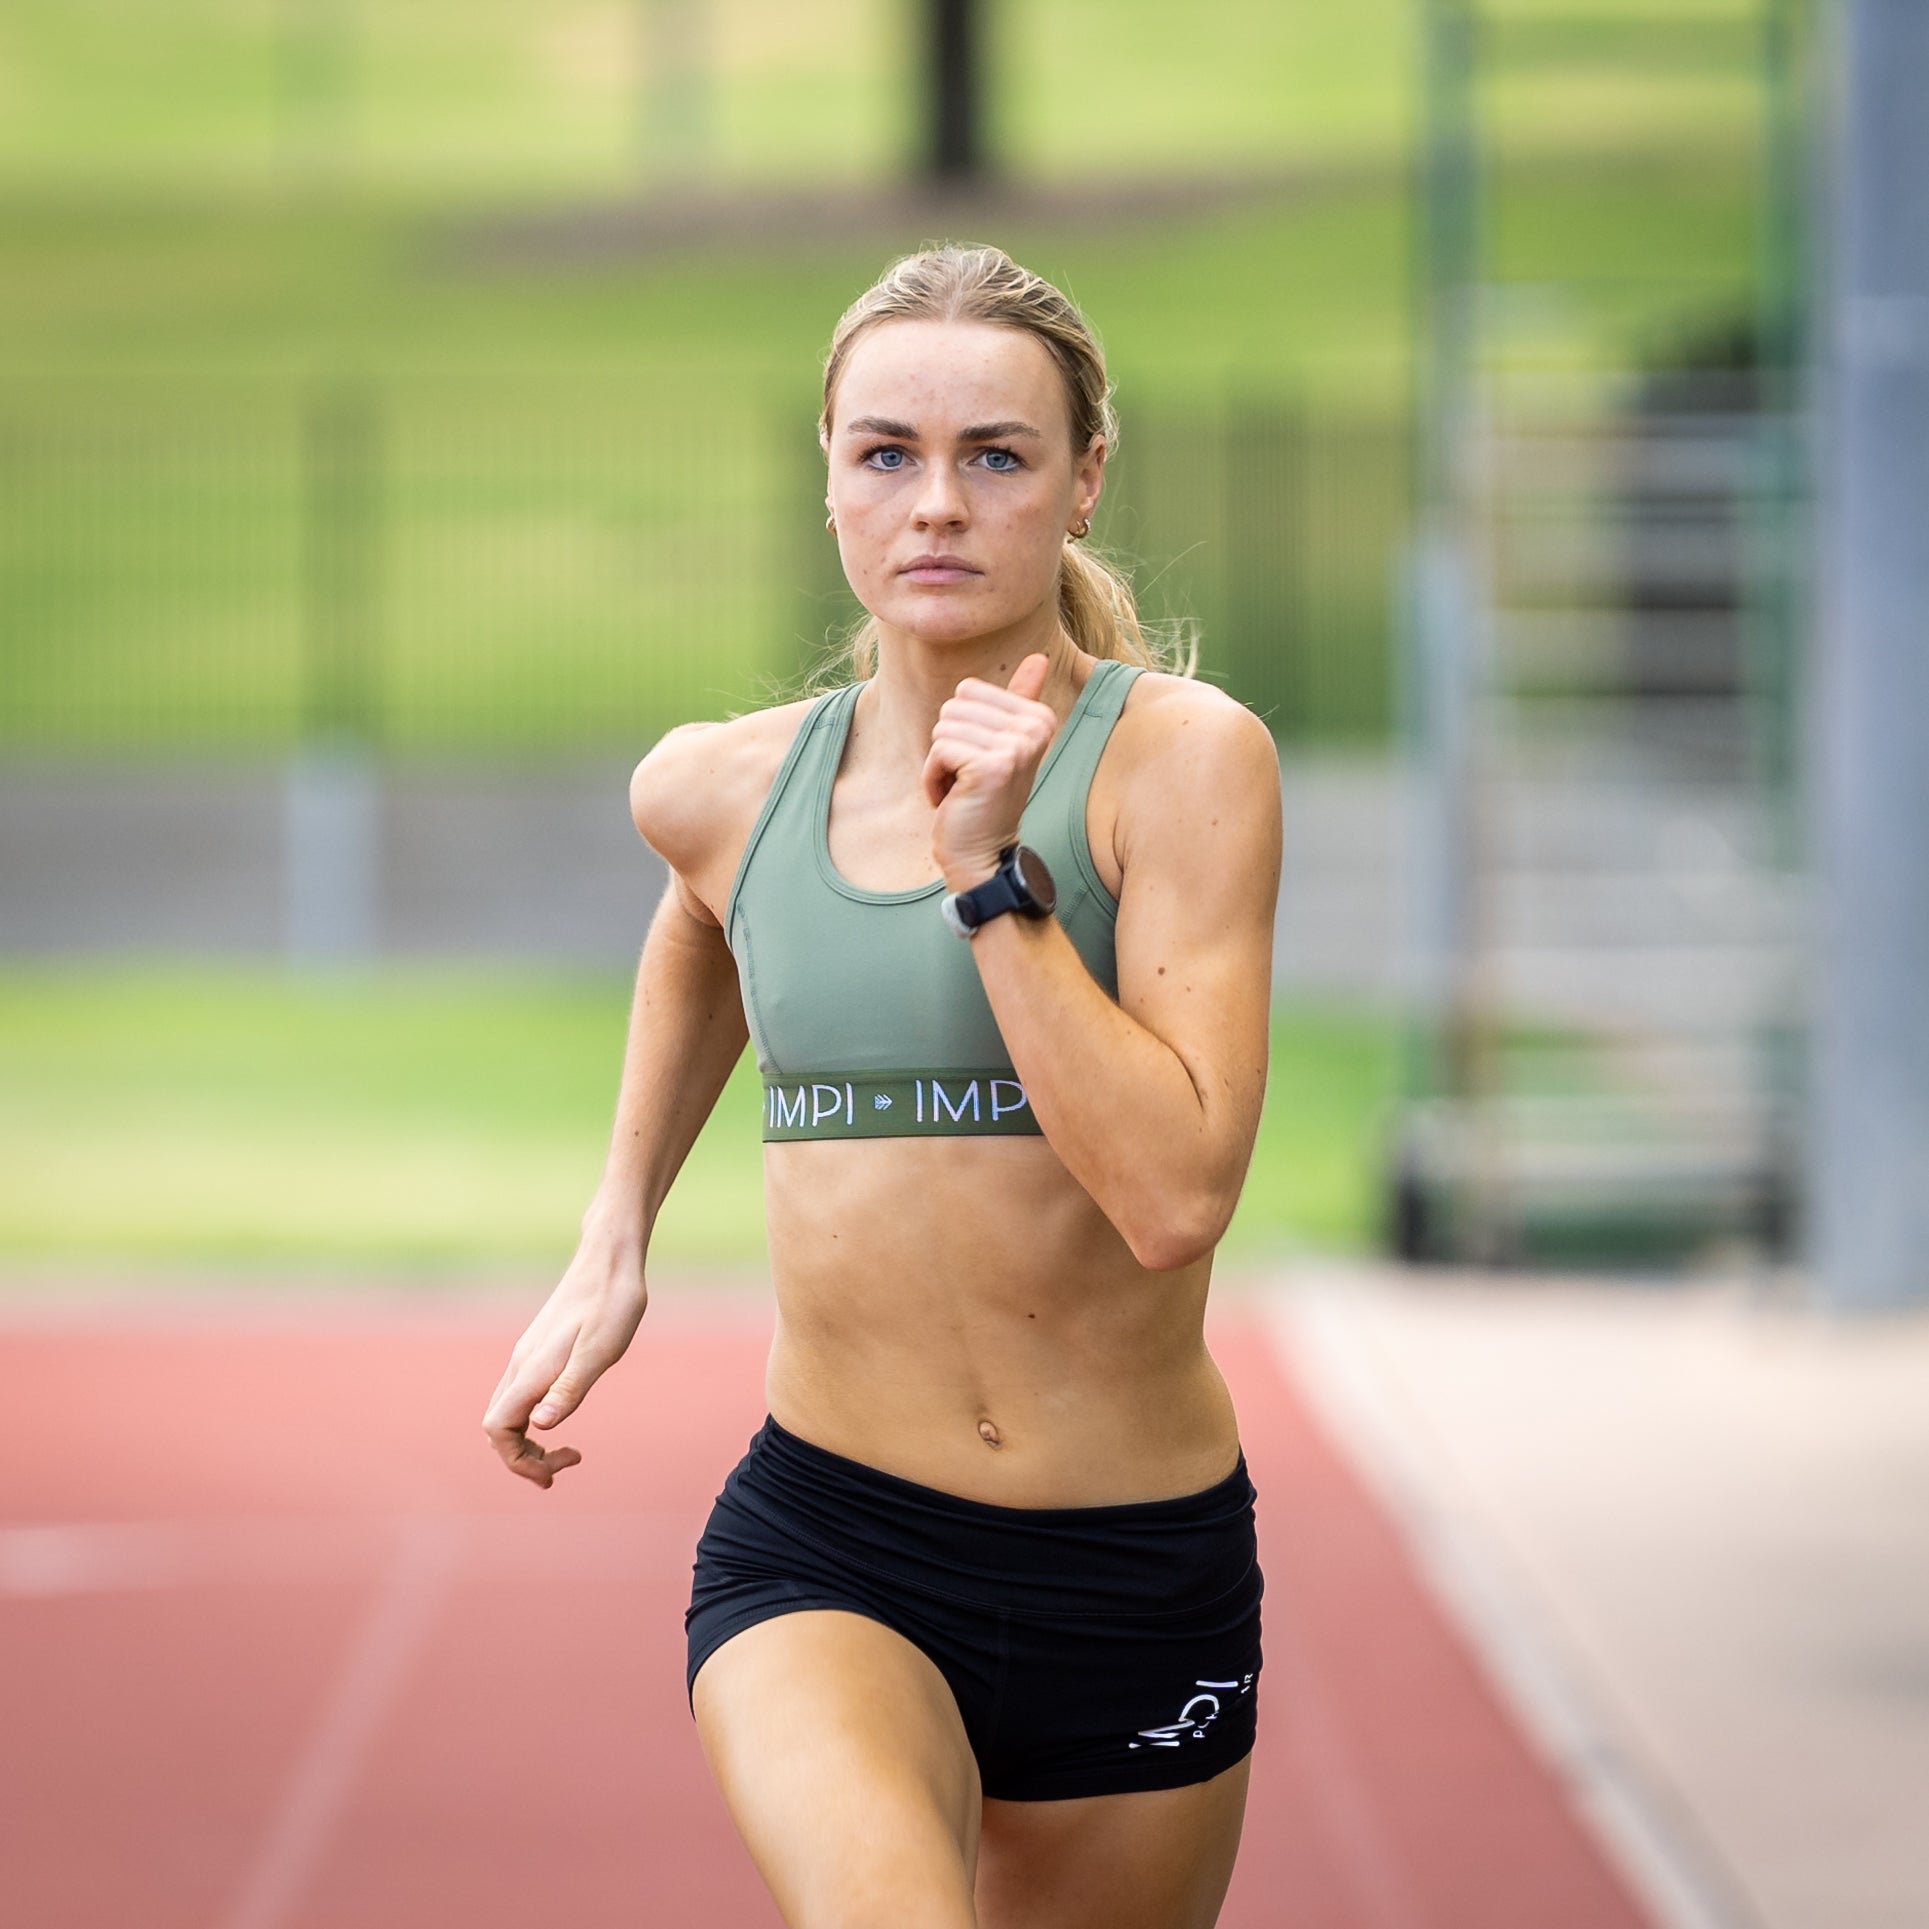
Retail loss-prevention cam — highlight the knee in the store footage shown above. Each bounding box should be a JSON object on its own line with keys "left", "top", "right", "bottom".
{"left": 779, "top": 1806, "right": 977, "bottom": 1929}
{"left": 785, "top": 1871, "right": 976, "bottom": 1929}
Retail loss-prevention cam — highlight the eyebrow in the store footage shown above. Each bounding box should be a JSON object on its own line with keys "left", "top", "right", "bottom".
{"left": 843, "top": 416, "right": 1046, "bottom": 442}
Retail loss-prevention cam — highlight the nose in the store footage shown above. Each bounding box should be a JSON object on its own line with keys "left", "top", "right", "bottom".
{"left": 910, "top": 457, "right": 968, "bottom": 531}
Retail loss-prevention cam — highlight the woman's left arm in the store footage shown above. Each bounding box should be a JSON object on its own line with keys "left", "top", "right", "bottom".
{"left": 929, "top": 664, "right": 1282, "bottom": 1271}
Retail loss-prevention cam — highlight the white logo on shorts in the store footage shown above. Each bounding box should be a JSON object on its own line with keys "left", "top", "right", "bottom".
{"left": 1128, "top": 1672, "right": 1255, "bottom": 1750}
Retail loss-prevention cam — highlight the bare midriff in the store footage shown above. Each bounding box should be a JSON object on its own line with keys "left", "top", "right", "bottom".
{"left": 761, "top": 1136, "right": 1241, "bottom": 1508}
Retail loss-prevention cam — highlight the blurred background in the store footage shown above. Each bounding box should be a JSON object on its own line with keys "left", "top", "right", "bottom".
{"left": 3, "top": 3, "right": 1926, "bottom": 1926}
{"left": 0, "top": 0, "right": 1439, "bottom": 1277}
{"left": 0, "top": 0, "right": 1860, "bottom": 1284}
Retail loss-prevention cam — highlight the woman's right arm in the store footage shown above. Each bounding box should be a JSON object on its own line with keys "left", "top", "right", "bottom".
{"left": 582, "top": 873, "right": 749, "bottom": 1260}
{"left": 482, "top": 719, "right": 764, "bottom": 1489}
{"left": 480, "top": 880, "right": 747, "bottom": 1487}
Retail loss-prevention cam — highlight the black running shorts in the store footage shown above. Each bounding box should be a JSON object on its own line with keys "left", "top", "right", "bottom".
{"left": 685, "top": 1415, "right": 1264, "bottom": 1802}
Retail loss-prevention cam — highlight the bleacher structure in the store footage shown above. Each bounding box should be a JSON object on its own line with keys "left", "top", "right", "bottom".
{"left": 1390, "top": 0, "right": 1815, "bottom": 1264}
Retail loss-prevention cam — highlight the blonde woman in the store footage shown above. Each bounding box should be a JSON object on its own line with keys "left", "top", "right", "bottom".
{"left": 484, "top": 244, "right": 1282, "bottom": 1928}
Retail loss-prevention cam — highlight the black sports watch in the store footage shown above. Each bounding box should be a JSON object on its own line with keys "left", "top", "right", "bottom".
{"left": 940, "top": 843, "right": 1057, "bottom": 939}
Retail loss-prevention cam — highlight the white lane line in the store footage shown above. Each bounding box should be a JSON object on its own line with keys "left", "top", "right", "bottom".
{"left": 0, "top": 1284, "right": 776, "bottom": 1330}
{"left": 1264, "top": 1283, "right": 1764, "bottom": 1929}
{"left": 0, "top": 1512, "right": 694, "bottom": 1597}
{"left": 0, "top": 1520, "right": 198, "bottom": 1595}
{"left": 218, "top": 1513, "right": 463, "bottom": 1929}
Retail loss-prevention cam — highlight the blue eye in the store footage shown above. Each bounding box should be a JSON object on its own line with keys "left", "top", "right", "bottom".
{"left": 981, "top": 447, "right": 1021, "bottom": 472}
{"left": 862, "top": 445, "right": 906, "bottom": 470}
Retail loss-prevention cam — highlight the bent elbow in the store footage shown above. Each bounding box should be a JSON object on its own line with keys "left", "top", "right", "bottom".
{"left": 1122, "top": 1190, "right": 1235, "bottom": 1274}
{"left": 1128, "top": 1229, "right": 1209, "bottom": 1273}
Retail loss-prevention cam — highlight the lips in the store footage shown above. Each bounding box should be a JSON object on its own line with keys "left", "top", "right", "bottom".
{"left": 900, "top": 554, "right": 979, "bottom": 581}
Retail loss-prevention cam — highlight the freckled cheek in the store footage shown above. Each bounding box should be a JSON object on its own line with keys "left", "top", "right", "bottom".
{"left": 970, "top": 485, "right": 1059, "bottom": 557}
{"left": 833, "top": 484, "right": 1061, "bottom": 603}
{"left": 833, "top": 500, "right": 897, "bottom": 599}
{"left": 982, "top": 506, "right": 1071, "bottom": 602}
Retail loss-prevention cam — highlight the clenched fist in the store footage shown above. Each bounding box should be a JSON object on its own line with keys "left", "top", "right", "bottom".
{"left": 923, "top": 652, "right": 1058, "bottom": 891}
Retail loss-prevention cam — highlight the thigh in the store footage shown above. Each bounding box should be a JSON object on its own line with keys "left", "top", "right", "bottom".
{"left": 692, "top": 1608, "right": 984, "bottom": 1929}
{"left": 974, "top": 1755, "right": 1252, "bottom": 1929}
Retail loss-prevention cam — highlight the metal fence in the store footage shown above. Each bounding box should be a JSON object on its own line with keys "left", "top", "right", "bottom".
{"left": 0, "top": 375, "right": 1408, "bottom": 756}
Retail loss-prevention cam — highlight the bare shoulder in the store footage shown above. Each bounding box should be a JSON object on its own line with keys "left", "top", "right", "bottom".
{"left": 1110, "top": 670, "right": 1280, "bottom": 813}
{"left": 629, "top": 695, "right": 819, "bottom": 909}
{"left": 1083, "top": 668, "right": 1279, "bottom": 913}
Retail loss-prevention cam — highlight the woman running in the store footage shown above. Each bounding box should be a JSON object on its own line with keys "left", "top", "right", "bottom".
{"left": 483, "top": 243, "right": 1282, "bottom": 1929}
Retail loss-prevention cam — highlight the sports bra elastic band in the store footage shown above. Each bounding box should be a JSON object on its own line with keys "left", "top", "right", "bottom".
{"left": 761, "top": 1071, "right": 1043, "bottom": 1140}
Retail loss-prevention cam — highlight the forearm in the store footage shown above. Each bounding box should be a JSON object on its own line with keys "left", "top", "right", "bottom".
{"left": 966, "top": 912, "right": 1259, "bottom": 1270}
{"left": 585, "top": 885, "right": 748, "bottom": 1253}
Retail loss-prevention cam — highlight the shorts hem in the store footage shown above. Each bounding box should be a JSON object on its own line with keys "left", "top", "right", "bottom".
{"left": 980, "top": 1731, "right": 1258, "bottom": 1804}
{"left": 686, "top": 1594, "right": 908, "bottom": 1716}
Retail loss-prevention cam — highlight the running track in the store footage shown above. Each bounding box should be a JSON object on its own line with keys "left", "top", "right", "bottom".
{"left": 0, "top": 1296, "right": 1653, "bottom": 1928}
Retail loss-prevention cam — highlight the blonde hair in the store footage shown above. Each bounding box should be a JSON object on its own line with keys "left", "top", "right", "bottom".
{"left": 817, "top": 243, "right": 1197, "bottom": 683}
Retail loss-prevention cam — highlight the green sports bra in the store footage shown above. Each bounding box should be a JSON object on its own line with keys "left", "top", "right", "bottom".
{"left": 725, "top": 657, "right": 1144, "bottom": 1140}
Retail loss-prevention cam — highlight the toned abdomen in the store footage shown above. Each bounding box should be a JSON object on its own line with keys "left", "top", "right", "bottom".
{"left": 758, "top": 1137, "right": 1242, "bottom": 1507}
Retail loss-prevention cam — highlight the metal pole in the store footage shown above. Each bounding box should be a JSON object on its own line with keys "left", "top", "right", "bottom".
{"left": 1809, "top": 0, "right": 1929, "bottom": 1309}
{"left": 1744, "top": 0, "right": 1816, "bottom": 1263}
{"left": 1405, "top": 0, "right": 1480, "bottom": 1065}
{"left": 1396, "top": 0, "right": 1489, "bottom": 1258}
{"left": 285, "top": 378, "right": 383, "bottom": 965}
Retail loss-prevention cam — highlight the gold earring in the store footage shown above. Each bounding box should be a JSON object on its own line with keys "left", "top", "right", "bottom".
{"left": 1070, "top": 517, "right": 1091, "bottom": 540}
{"left": 825, "top": 511, "right": 836, "bottom": 533}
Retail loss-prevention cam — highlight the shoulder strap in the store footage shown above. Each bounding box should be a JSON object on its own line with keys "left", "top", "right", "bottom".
{"left": 723, "top": 684, "right": 856, "bottom": 937}
{"left": 1040, "top": 658, "right": 1144, "bottom": 804}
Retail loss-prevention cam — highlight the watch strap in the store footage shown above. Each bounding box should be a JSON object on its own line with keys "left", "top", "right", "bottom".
{"left": 943, "top": 844, "right": 1043, "bottom": 937}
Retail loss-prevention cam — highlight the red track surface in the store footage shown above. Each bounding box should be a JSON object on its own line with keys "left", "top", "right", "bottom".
{"left": 0, "top": 1299, "right": 1652, "bottom": 1928}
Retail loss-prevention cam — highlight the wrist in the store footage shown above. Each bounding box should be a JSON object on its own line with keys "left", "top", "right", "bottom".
{"left": 940, "top": 856, "right": 1003, "bottom": 895}
{"left": 939, "top": 842, "right": 1058, "bottom": 939}
{"left": 580, "top": 1190, "right": 649, "bottom": 1257}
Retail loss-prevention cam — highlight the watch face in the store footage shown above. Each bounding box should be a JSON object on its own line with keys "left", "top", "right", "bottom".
{"left": 1012, "top": 846, "right": 1057, "bottom": 915}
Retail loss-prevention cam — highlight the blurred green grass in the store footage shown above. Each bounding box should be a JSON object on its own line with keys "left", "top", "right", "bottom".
{"left": 0, "top": 7, "right": 1775, "bottom": 1285}
{"left": 0, "top": 0, "right": 1764, "bottom": 195}
{"left": 0, "top": 151, "right": 1757, "bottom": 754}
{"left": 0, "top": 965, "right": 1400, "bottom": 1275}
{"left": 0, "top": 154, "right": 1757, "bottom": 389}
{"left": 0, "top": 0, "right": 1763, "bottom": 392}
{"left": 0, "top": 0, "right": 1768, "bottom": 754}
{"left": 0, "top": 0, "right": 1420, "bottom": 194}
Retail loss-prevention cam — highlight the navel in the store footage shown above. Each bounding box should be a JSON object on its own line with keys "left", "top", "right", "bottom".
{"left": 977, "top": 1417, "right": 1003, "bottom": 1450}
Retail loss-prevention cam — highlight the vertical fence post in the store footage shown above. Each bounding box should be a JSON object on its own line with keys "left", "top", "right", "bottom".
{"left": 274, "top": 0, "right": 355, "bottom": 182}
{"left": 639, "top": 0, "right": 713, "bottom": 183}
{"left": 925, "top": 0, "right": 988, "bottom": 183}
{"left": 285, "top": 377, "right": 383, "bottom": 965}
